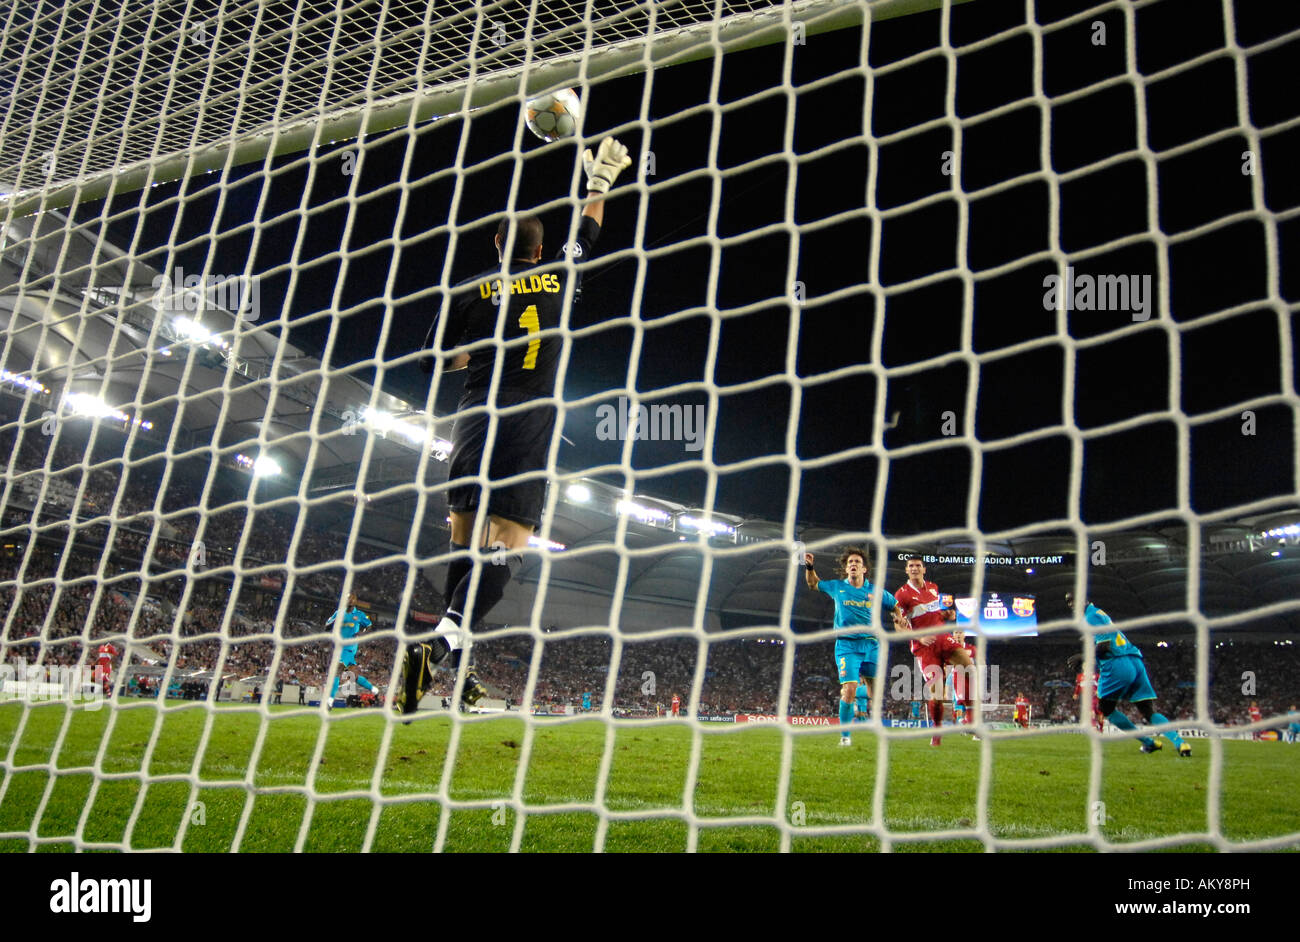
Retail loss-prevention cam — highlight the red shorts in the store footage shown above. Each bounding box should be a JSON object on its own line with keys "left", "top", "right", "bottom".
{"left": 911, "top": 633, "right": 963, "bottom": 670}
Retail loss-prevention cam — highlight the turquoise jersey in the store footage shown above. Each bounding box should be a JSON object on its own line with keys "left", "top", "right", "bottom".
{"left": 326, "top": 606, "right": 372, "bottom": 640}
{"left": 817, "top": 579, "right": 899, "bottom": 639}
{"left": 1085, "top": 603, "right": 1142, "bottom": 660}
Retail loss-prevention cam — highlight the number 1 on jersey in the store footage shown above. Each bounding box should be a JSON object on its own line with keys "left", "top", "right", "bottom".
{"left": 518, "top": 305, "right": 540, "bottom": 370}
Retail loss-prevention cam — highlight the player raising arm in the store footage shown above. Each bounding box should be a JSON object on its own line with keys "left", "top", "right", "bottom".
{"left": 804, "top": 547, "right": 908, "bottom": 747}
{"left": 1066, "top": 593, "right": 1190, "bottom": 757}
{"left": 894, "top": 556, "right": 974, "bottom": 747}
{"left": 397, "top": 139, "right": 633, "bottom": 718}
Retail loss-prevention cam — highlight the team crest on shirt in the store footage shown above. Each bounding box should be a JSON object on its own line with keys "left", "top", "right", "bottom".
{"left": 941, "top": 594, "right": 954, "bottom": 608}
{"left": 1012, "top": 597, "right": 1035, "bottom": 617}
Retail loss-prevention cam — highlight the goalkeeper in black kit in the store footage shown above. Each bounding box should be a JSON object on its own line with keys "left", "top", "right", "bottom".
{"left": 395, "top": 137, "right": 632, "bottom": 717}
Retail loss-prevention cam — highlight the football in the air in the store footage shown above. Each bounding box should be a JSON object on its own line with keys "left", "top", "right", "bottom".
{"left": 525, "top": 88, "right": 581, "bottom": 142}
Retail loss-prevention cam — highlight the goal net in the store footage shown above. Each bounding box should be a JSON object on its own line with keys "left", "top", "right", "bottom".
{"left": 1, "top": 0, "right": 1298, "bottom": 856}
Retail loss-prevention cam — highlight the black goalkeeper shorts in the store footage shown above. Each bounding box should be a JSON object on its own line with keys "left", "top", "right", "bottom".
{"left": 446, "top": 394, "right": 556, "bottom": 530}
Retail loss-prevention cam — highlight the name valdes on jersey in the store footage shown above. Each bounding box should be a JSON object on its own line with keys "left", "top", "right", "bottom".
{"left": 430, "top": 214, "right": 601, "bottom": 403}
{"left": 476, "top": 272, "right": 563, "bottom": 302}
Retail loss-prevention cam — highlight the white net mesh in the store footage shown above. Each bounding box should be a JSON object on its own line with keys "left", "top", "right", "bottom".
{"left": 2, "top": 0, "right": 1298, "bottom": 854}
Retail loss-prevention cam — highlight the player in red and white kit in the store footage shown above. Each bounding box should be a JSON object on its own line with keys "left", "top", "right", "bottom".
{"left": 895, "top": 557, "right": 974, "bottom": 747}
{"left": 1249, "top": 701, "right": 1262, "bottom": 740}
{"left": 1014, "top": 693, "right": 1030, "bottom": 728}
{"left": 94, "top": 641, "right": 118, "bottom": 698}
{"left": 1074, "top": 670, "right": 1103, "bottom": 732}
{"left": 948, "top": 631, "right": 979, "bottom": 739}
{"left": 671, "top": 694, "right": 681, "bottom": 717}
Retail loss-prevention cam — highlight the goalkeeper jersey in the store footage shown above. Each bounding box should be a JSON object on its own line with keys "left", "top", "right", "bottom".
{"left": 425, "top": 215, "right": 601, "bottom": 408}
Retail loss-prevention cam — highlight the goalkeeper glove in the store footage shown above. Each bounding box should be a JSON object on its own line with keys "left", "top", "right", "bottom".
{"left": 1066, "top": 653, "right": 1083, "bottom": 671}
{"left": 583, "top": 137, "right": 632, "bottom": 194}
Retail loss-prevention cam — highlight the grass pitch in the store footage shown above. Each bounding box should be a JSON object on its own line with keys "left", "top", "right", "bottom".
{"left": 1, "top": 702, "right": 1296, "bottom": 852}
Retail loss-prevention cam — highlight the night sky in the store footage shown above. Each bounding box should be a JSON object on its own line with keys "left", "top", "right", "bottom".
{"left": 81, "top": 0, "right": 1300, "bottom": 536}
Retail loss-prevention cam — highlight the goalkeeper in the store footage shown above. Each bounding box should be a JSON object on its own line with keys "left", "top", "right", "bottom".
{"left": 397, "top": 138, "right": 633, "bottom": 716}
{"left": 1066, "top": 593, "right": 1190, "bottom": 757}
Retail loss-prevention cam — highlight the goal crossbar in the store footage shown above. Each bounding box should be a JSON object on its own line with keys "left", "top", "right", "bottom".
{"left": 2, "top": 0, "right": 965, "bottom": 218}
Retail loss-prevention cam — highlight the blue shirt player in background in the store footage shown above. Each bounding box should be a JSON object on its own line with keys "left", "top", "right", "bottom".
{"left": 326, "top": 593, "right": 379, "bottom": 708}
{"left": 855, "top": 668, "right": 871, "bottom": 722}
{"left": 1066, "top": 593, "right": 1190, "bottom": 757}
{"left": 804, "top": 546, "right": 908, "bottom": 747}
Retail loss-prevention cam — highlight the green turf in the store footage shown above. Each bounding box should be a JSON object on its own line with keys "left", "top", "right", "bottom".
{"left": 1, "top": 702, "right": 1297, "bottom": 852}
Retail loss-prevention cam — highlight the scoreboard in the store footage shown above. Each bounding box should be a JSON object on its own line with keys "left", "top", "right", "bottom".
{"left": 951, "top": 592, "right": 1038, "bottom": 637}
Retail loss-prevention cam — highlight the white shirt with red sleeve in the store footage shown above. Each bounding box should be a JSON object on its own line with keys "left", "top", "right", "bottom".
{"left": 894, "top": 581, "right": 949, "bottom": 655}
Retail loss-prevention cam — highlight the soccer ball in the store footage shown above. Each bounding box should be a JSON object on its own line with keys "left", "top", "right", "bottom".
{"left": 524, "top": 88, "right": 581, "bottom": 142}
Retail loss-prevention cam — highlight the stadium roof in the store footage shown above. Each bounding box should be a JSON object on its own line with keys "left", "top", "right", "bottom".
{"left": 0, "top": 208, "right": 453, "bottom": 482}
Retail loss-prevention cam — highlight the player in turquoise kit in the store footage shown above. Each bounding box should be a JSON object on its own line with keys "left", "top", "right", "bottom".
{"left": 854, "top": 669, "right": 871, "bottom": 722}
{"left": 804, "top": 547, "right": 908, "bottom": 747}
{"left": 1066, "top": 593, "right": 1190, "bottom": 757}
{"left": 326, "top": 593, "right": 380, "bottom": 706}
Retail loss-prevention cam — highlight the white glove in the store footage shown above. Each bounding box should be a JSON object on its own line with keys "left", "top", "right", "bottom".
{"left": 583, "top": 137, "right": 632, "bottom": 194}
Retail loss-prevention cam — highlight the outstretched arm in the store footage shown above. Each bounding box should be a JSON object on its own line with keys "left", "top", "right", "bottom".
{"left": 582, "top": 195, "right": 605, "bottom": 228}
{"left": 803, "top": 553, "right": 819, "bottom": 591}
{"left": 581, "top": 138, "right": 631, "bottom": 229}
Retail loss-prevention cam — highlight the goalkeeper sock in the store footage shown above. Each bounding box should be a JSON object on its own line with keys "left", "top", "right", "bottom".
{"left": 1107, "top": 709, "right": 1155, "bottom": 749}
{"left": 330, "top": 675, "right": 340, "bottom": 700}
{"left": 356, "top": 675, "right": 376, "bottom": 693}
{"left": 838, "top": 697, "right": 854, "bottom": 736}
{"left": 1150, "top": 713, "right": 1184, "bottom": 749}
{"left": 433, "top": 616, "right": 462, "bottom": 652}
{"left": 443, "top": 542, "right": 471, "bottom": 607}
{"left": 448, "top": 542, "right": 521, "bottom": 629}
